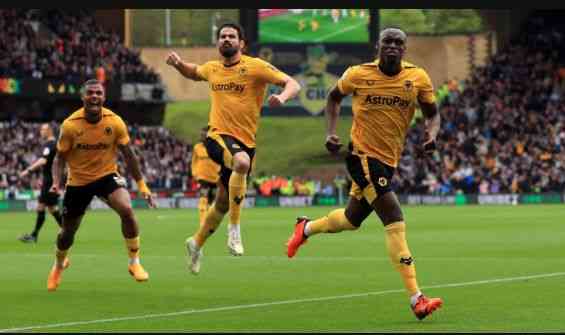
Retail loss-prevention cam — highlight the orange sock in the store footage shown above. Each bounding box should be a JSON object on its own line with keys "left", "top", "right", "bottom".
{"left": 125, "top": 236, "right": 140, "bottom": 264}
{"left": 305, "top": 209, "right": 357, "bottom": 236}
{"left": 384, "top": 222, "right": 419, "bottom": 296}
{"left": 194, "top": 204, "right": 225, "bottom": 247}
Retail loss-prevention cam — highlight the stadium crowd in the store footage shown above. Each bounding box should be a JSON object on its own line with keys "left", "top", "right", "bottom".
{"left": 1, "top": 11, "right": 563, "bottom": 198}
{"left": 0, "top": 121, "right": 348, "bottom": 199}
{"left": 395, "top": 12, "right": 565, "bottom": 195}
{"left": 0, "top": 9, "right": 160, "bottom": 83}
{"left": 0, "top": 121, "right": 191, "bottom": 199}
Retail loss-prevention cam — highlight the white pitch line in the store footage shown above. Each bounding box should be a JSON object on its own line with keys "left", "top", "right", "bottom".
{"left": 1, "top": 271, "right": 564, "bottom": 333}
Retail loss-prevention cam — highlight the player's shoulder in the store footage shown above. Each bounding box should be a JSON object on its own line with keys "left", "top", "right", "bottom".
{"left": 244, "top": 55, "right": 279, "bottom": 70}
{"left": 243, "top": 54, "right": 266, "bottom": 65}
{"left": 343, "top": 62, "right": 377, "bottom": 77}
{"left": 102, "top": 108, "right": 126, "bottom": 124}
{"left": 201, "top": 59, "right": 222, "bottom": 69}
{"left": 402, "top": 60, "right": 430, "bottom": 76}
{"left": 61, "top": 108, "right": 84, "bottom": 129}
{"left": 64, "top": 108, "right": 85, "bottom": 122}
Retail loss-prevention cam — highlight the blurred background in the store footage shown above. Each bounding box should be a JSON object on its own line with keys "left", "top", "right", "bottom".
{"left": 1, "top": 9, "right": 563, "bottom": 209}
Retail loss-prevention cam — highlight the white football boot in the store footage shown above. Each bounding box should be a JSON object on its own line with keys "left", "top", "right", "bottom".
{"left": 185, "top": 237, "right": 203, "bottom": 275}
{"left": 227, "top": 227, "right": 244, "bottom": 256}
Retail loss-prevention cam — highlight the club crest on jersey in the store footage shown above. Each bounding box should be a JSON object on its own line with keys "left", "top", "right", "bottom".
{"left": 113, "top": 175, "right": 127, "bottom": 187}
{"left": 403, "top": 80, "right": 413, "bottom": 91}
{"left": 366, "top": 80, "right": 376, "bottom": 86}
{"left": 239, "top": 67, "right": 247, "bottom": 76}
{"left": 104, "top": 127, "right": 112, "bottom": 136}
{"left": 378, "top": 177, "right": 388, "bottom": 187}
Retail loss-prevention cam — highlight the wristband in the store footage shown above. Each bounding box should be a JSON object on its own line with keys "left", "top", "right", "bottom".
{"left": 137, "top": 179, "right": 151, "bottom": 195}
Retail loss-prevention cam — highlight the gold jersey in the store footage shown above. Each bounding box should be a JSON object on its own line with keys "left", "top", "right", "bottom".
{"left": 57, "top": 107, "right": 130, "bottom": 186}
{"left": 337, "top": 59, "right": 436, "bottom": 167}
{"left": 196, "top": 54, "right": 288, "bottom": 148}
{"left": 191, "top": 142, "right": 220, "bottom": 183}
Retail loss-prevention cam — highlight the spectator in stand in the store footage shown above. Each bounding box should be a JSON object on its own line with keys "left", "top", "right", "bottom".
{"left": 396, "top": 11, "right": 565, "bottom": 195}
{"left": 0, "top": 9, "right": 161, "bottom": 84}
{"left": 1, "top": 121, "right": 193, "bottom": 198}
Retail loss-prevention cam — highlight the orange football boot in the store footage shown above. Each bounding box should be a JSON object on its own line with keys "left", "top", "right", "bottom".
{"left": 286, "top": 216, "right": 309, "bottom": 258}
{"left": 47, "top": 258, "right": 70, "bottom": 292}
{"left": 411, "top": 294, "right": 443, "bottom": 320}
{"left": 128, "top": 263, "right": 149, "bottom": 282}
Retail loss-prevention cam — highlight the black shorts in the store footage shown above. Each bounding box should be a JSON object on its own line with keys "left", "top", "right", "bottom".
{"left": 39, "top": 184, "right": 59, "bottom": 207}
{"left": 62, "top": 173, "right": 125, "bottom": 218}
{"left": 204, "top": 132, "right": 256, "bottom": 189}
{"left": 345, "top": 143, "right": 395, "bottom": 204}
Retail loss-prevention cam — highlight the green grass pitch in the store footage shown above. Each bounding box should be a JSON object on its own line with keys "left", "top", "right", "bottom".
{"left": 1, "top": 204, "right": 564, "bottom": 332}
{"left": 259, "top": 10, "right": 369, "bottom": 43}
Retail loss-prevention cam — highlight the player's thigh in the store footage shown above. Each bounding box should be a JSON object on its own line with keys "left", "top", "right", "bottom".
{"left": 106, "top": 187, "right": 134, "bottom": 217}
{"left": 344, "top": 195, "right": 373, "bottom": 227}
{"left": 95, "top": 174, "right": 132, "bottom": 216}
{"left": 62, "top": 185, "right": 95, "bottom": 219}
{"left": 371, "top": 191, "right": 403, "bottom": 225}
{"left": 345, "top": 152, "right": 401, "bottom": 225}
{"left": 363, "top": 157, "right": 403, "bottom": 224}
{"left": 204, "top": 132, "right": 234, "bottom": 169}
{"left": 205, "top": 133, "right": 256, "bottom": 177}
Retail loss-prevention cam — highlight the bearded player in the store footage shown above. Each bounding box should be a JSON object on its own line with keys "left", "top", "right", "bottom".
{"left": 167, "top": 22, "right": 300, "bottom": 274}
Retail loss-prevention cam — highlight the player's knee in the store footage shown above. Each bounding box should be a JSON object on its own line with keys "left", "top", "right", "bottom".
{"left": 232, "top": 153, "right": 250, "bottom": 174}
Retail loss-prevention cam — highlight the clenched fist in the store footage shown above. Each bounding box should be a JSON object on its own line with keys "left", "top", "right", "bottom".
{"left": 166, "top": 51, "right": 181, "bottom": 67}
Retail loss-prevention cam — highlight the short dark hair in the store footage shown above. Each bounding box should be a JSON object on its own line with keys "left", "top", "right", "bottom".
{"left": 81, "top": 79, "right": 103, "bottom": 95}
{"left": 216, "top": 22, "right": 245, "bottom": 42}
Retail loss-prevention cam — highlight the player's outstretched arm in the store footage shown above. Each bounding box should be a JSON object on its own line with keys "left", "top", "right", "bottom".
{"left": 19, "top": 157, "right": 47, "bottom": 178}
{"left": 267, "top": 74, "right": 301, "bottom": 107}
{"left": 420, "top": 101, "right": 441, "bottom": 154}
{"left": 166, "top": 51, "right": 201, "bottom": 81}
{"left": 118, "top": 144, "right": 156, "bottom": 208}
{"left": 324, "top": 84, "right": 346, "bottom": 154}
{"left": 50, "top": 152, "right": 66, "bottom": 194}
